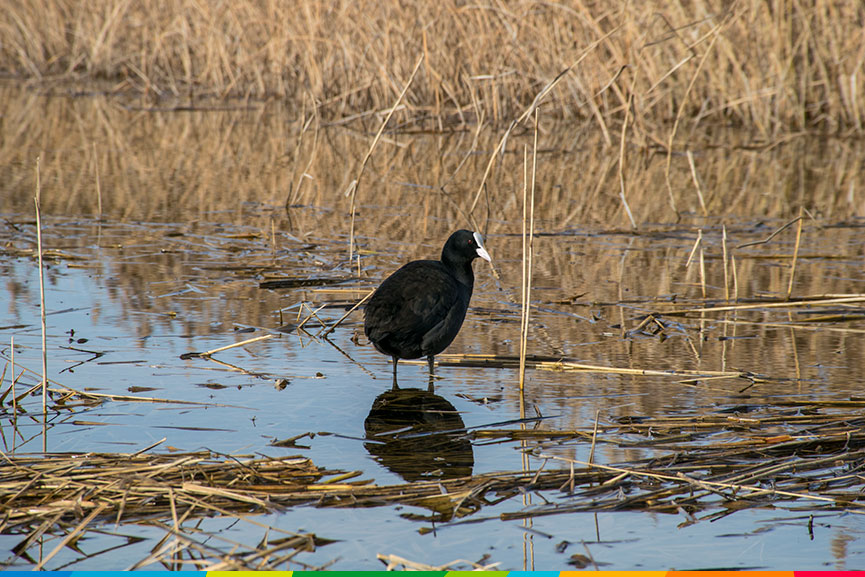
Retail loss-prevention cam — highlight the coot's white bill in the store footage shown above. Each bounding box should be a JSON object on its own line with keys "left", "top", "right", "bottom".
{"left": 473, "top": 231, "right": 492, "bottom": 262}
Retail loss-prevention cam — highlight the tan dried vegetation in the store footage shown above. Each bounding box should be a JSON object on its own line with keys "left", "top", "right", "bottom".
{"left": 2, "top": 0, "right": 864, "bottom": 133}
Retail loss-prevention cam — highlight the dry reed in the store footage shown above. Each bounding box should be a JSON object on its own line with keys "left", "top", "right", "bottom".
{"left": 7, "top": 402, "right": 862, "bottom": 568}
{"left": 787, "top": 207, "right": 805, "bottom": 300}
{"left": 518, "top": 112, "right": 538, "bottom": 394}
{"left": 33, "top": 159, "right": 47, "bottom": 431}
{"left": 2, "top": 0, "right": 863, "bottom": 133}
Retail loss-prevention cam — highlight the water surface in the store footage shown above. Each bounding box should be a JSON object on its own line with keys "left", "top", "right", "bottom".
{"left": 2, "top": 84, "right": 865, "bottom": 570}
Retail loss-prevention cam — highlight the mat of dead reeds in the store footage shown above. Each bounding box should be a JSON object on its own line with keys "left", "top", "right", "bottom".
{"left": 2, "top": 400, "right": 863, "bottom": 569}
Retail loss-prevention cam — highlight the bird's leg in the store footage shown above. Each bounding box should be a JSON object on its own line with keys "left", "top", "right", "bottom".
{"left": 391, "top": 357, "right": 400, "bottom": 390}
{"left": 427, "top": 355, "right": 436, "bottom": 392}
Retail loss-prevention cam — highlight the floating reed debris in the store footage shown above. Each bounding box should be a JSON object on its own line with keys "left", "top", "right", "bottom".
{"left": 0, "top": 357, "right": 249, "bottom": 409}
{"left": 180, "top": 334, "right": 274, "bottom": 360}
{"left": 0, "top": 452, "right": 335, "bottom": 532}
{"left": 0, "top": 451, "right": 342, "bottom": 570}
{"left": 4, "top": 405, "right": 865, "bottom": 567}
{"left": 318, "top": 289, "right": 374, "bottom": 338}
{"left": 657, "top": 295, "right": 865, "bottom": 317}
{"left": 432, "top": 353, "right": 754, "bottom": 382}
{"left": 377, "top": 552, "right": 500, "bottom": 571}
{"left": 258, "top": 277, "right": 352, "bottom": 290}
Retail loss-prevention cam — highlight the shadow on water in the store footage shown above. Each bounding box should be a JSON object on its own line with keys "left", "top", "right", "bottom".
{"left": 364, "top": 385, "right": 474, "bottom": 482}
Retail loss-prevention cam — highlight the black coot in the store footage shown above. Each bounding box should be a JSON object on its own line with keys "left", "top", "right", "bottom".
{"left": 364, "top": 230, "right": 491, "bottom": 383}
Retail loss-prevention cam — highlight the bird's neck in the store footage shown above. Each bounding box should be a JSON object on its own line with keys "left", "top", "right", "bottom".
{"left": 447, "top": 259, "right": 475, "bottom": 289}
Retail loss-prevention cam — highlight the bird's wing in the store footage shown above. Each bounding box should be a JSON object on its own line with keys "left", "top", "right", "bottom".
{"left": 364, "top": 261, "right": 461, "bottom": 351}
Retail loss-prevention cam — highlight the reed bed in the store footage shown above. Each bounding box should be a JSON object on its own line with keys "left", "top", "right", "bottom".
{"left": 2, "top": 0, "right": 864, "bottom": 133}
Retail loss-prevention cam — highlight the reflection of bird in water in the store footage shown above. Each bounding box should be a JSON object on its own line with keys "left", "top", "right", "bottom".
{"left": 364, "top": 385, "right": 474, "bottom": 482}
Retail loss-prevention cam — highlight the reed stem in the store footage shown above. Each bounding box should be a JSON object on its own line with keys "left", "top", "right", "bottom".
{"left": 787, "top": 207, "right": 804, "bottom": 300}
{"left": 34, "top": 158, "right": 48, "bottom": 428}
{"left": 519, "top": 109, "right": 539, "bottom": 393}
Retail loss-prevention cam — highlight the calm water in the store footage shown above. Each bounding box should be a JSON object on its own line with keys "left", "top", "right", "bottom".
{"left": 1, "top": 84, "right": 865, "bottom": 569}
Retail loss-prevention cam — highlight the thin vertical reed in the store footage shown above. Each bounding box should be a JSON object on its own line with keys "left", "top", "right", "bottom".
{"left": 519, "top": 144, "right": 528, "bottom": 405}
{"left": 687, "top": 149, "right": 708, "bottom": 217}
{"left": 698, "top": 230, "right": 707, "bottom": 299}
{"left": 93, "top": 142, "right": 102, "bottom": 219}
{"left": 618, "top": 93, "right": 636, "bottom": 229}
{"left": 588, "top": 409, "right": 600, "bottom": 465}
{"left": 519, "top": 110, "right": 539, "bottom": 393}
{"left": 35, "top": 157, "right": 48, "bottom": 436}
{"left": 722, "top": 225, "right": 730, "bottom": 302}
{"left": 270, "top": 216, "right": 277, "bottom": 256}
{"left": 788, "top": 207, "right": 804, "bottom": 300}
{"left": 10, "top": 336, "right": 16, "bottom": 415}
{"left": 732, "top": 254, "right": 739, "bottom": 301}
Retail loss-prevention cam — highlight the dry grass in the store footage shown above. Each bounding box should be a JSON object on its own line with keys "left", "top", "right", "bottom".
{"left": 1, "top": 0, "right": 863, "bottom": 132}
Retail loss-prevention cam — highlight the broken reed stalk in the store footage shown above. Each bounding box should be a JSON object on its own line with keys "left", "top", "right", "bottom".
{"left": 197, "top": 334, "right": 274, "bottom": 358}
{"left": 34, "top": 158, "right": 48, "bottom": 424}
{"left": 687, "top": 149, "right": 708, "bottom": 217}
{"left": 297, "top": 302, "right": 328, "bottom": 331}
{"left": 698, "top": 230, "right": 707, "bottom": 299}
{"left": 93, "top": 141, "right": 102, "bottom": 219}
{"left": 34, "top": 503, "right": 109, "bottom": 570}
{"left": 787, "top": 207, "right": 804, "bottom": 300}
{"left": 4, "top": 356, "right": 243, "bottom": 407}
{"left": 736, "top": 215, "right": 803, "bottom": 249}
{"left": 732, "top": 253, "right": 739, "bottom": 301}
{"left": 519, "top": 110, "right": 538, "bottom": 393}
{"left": 662, "top": 295, "right": 865, "bottom": 316}
{"left": 348, "top": 54, "right": 424, "bottom": 261}
{"left": 318, "top": 289, "right": 374, "bottom": 338}
{"left": 685, "top": 230, "right": 700, "bottom": 267}
{"left": 435, "top": 352, "right": 748, "bottom": 380}
{"left": 588, "top": 409, "right": 600, "bottom": 465}
{"left": 685, "top": 229, "right": 706, "bottom": 298}
{"left": 10, "top": 335, "right": 16, "bottom": 414}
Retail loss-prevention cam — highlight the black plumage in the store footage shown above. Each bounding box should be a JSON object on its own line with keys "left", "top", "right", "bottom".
{"left": 364, "top": 230, "right": 491, "bottom": 383}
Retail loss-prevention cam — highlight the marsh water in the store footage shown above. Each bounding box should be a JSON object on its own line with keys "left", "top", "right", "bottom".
{"left": 2, "top": 84, "right": 865, "bottom": 569}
